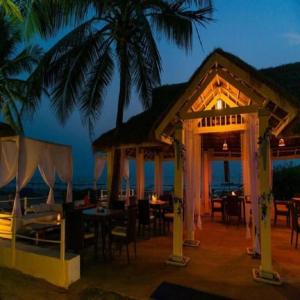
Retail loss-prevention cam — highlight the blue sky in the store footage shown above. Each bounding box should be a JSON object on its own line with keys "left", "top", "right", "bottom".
{"left": 23, "top": 0, "right": 300, "bottom": 182}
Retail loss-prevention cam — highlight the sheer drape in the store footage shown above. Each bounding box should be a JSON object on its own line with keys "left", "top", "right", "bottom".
{"left": 13, "top": 137, "right": 44, "bottom": 215}
{"left": 93, "top": 155, "right": 106, "bottom": 190}
{"left": 0, "top": 141, "right": 17, "bottom": 187}
{"left": 0, "top": 136, "right": 73, "bottom": 215}
{"left": 38, "top": 147, "right": 55, "bottom": 205}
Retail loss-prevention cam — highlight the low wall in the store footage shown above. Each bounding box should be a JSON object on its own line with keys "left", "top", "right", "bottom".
{"left": 0, "top": 240, "right": 80, "bottom": 288}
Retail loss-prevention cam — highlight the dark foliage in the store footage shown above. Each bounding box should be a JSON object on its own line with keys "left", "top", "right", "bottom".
{"left": 273, "top": 164, "right": 300, "bottom": 200}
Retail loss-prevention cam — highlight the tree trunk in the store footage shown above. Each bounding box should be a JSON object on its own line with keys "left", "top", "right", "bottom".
{"left": 109, "top": 42, "right": 127, "bottom": 206}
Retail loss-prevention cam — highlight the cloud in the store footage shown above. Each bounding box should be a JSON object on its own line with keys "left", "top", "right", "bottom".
{"left": 282, "top": 32, "right": 300, "bottom": 45}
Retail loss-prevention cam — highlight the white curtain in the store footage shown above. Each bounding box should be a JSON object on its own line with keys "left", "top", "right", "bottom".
{"left": 120, "top": 150, "right": 130, "bottom": 204}
{"left": 38, "top": 146, "right": 55, "bottom": 205}
{"left": 136, "top": 149, "right": 144, "bottom": 200}
{"left": 193, "top": 134, "right": 202, "bottom": 229}
{"left": 248, "top": 114, "right": 260, "bottom": 255}
{"left": 184, "top": 122, "right": 196, "bottom": 239}
{"left": 241, "top": 130, "right": 251, "bottom": 239}
{"left": 154, "top": 153, "right": 163, "bottom": 197}
{"left": 0, "top": 141, "right": 18, "bottom": 187}
{"left": 13, "top": 137, "right": 44, "bottom": 215}
{"left": 94, "top": 155, "right": 106, "bottom": 190}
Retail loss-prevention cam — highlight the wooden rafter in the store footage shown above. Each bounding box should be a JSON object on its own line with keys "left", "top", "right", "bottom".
{"left": 180, "top": 105, "right": 261, "bottom": 120}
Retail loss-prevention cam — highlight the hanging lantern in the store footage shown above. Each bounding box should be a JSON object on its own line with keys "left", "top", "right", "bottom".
{"left": 222, "top": 140, "right": 228, "bottom": 151}
{"left": 278, "top": 138, "right": 285, "bottom": 147}
{"left": 216, "top": 99, "right": 223, "bottom": 110}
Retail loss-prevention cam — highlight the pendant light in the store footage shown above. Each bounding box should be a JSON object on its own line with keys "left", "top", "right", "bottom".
{"left": 222, "top": 140, "right": 228, "bottom": 151}
{"left": 278, "top": 138, "right": 285, "bottom": 147}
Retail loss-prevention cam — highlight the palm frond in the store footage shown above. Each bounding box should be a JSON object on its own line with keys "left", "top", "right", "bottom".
{"left": 79, "top": 43, "right": 114, "bottom": 133}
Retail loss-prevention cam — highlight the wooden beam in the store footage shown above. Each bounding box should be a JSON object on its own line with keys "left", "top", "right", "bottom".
{"left": 217, "top": 68, "right": 265, "bottom": 106}
{"left": 216, "top": 53, "right": 297, "bottom": 113}
{"left": 194, "top": 124, "right": 246, "bottom": 134}
{"left": 181, "top": 70, "right": 218, "bottom": 113}
{"left": 155, "top": 58, "right": 218, "bottom": 140}
{"left": 180, "top": 105, "right": 261, "bottom": 120}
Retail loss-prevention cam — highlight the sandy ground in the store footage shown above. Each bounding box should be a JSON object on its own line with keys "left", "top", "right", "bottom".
{"left": 1, "top": 215, "right": 300, "bottom": 300}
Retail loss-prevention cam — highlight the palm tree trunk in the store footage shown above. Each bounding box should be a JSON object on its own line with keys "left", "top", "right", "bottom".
{"left": 109, "top": 42, "right": 127, "bottom": 205}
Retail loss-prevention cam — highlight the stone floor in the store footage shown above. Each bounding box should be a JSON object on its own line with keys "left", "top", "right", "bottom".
{"left": 1, "top": 215, "right": 300, "bottom": 300}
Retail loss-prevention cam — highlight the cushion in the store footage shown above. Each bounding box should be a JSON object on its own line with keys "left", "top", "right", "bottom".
{"left": 111, "top": 226, "right": 126, "bottom": 237}
{"left": 164, "top": 213, "right": 174, "bottom": 219}
{"left": 84, "top": 232, "right": 95, "bottom": 240}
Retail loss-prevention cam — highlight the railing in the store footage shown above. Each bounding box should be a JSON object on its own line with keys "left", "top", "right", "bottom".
{"left": 0, "top": 214, "right": 66, "bottom": 263}
{"left": 198, "top": 114, "right": 244, "bottom": 128}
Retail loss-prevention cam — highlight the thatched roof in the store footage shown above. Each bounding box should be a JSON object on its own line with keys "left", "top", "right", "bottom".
{"left": 93, "top": 48, "right": 300, "bottom": 151}
{"left": 0, "top": 122, "right": 16, "bottom": 137}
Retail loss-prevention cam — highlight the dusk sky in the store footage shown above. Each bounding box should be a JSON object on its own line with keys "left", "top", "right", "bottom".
{"left": 23, "top": 0, "right": 300, "bottom": 182}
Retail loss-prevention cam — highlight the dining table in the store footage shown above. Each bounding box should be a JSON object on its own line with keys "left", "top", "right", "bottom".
{"left": 221, "top": 195, "right": 246, "bottom": 224}
{"left": 149, "top": 199, "right": 167, "bottom": 234}
{"left": 82, "top": 207, "right": 124, "bottom": 259}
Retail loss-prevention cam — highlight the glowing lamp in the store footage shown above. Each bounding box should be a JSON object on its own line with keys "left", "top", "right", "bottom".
{"left": 216, "top": 99, "right": 223, "bottom": 110}
{"left": 152, "top": 194, "right": 157, "bottom": 202}
{"left": 231, "top": 191, "right": 236, "bottom": 196}
{"left": 278, "top": 138, "right": 285, "bottom": 147}
{"left": 57, "top": 213, "right": 61, "bottom": 223}
{"left": 222, "top": 140, "right": 228, "bottom": 151}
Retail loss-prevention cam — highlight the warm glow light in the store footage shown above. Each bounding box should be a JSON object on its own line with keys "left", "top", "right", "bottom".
{"left": 231, "top": 191, "right": 236, "bottom": 196}
{"left": 278, "top": 138, "right": 285, "bottom": 147}
{"left": 216, "top": 99, "right": 223, "bottom": 110}
{"left": 222, "top": 140, "right": 228, "bottom": 151}
{"left": 57, "top": 213, "right": 61, "bottom": 222}
{"left": 152, "top": 194, "right": 157, "bottom": 202}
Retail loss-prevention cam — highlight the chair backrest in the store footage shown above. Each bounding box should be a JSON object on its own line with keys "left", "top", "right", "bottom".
{"left": 290, "top": 202, "right": 299, "bottom": 230}
{"left": 224, "top": 195, "right": 241, "bottom": 217}
{"left": 65, "top": 209, "right": 84, "bottom": 252}
{"left": 126, "top": 206, "right": 137, "bottom": 242}
{"left": 63, "top": 202, "right": 74, "bottom": 217}
{"left": 111, "top": 200, "right": 125, "bottom": 210}
{"left": 159, "top": 193, "right": 173, "bottom": 208}
{"left": 138, "top": 199, "right": 150, "bottom": 225}
{"left": 129, "top": 196, "right": 137, "bottom": 206}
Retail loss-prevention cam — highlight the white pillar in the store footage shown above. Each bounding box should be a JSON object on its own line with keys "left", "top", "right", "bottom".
{"left": 194, "top": 134, "right": 202, "bottom": 229}
{"left": 184, "top": 125, "right": 200, "bottom": 247}
{"left": 253, "top": 110, "right": 281, "bottom": 285}
{"left": 166, "top": 121, "right": 190, "bottom": 266}
{"left": 248, "top": 114, "right": 261, "bottom": 256}
{"left": 136, "top": 148, "right": 145, "bottom": 200}
{"left": 202, "top": 150, "right": 212, "bottom": 214}
{"left": 154, "top": 152, "right": 163, "bottom": 196}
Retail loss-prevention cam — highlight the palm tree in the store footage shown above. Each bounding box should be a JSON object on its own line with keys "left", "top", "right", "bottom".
{"left": 32, "top": 0, "right": 213, "bottom": 202}
{"left": 0, "top": 0, "right": 23, "bottom": 20}
{"left": 0, "top": 10, "right": 42, "bottom": 132}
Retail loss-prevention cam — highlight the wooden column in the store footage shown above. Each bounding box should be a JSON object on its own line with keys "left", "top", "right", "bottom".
{"left": 194, "top": 134, "right": 202, "bottom": 229}
{"left": 184, "top": 129, "right": 200, "bottom": 247}
{"left": 166, "top": 121, "right": 190, "bottom": 266}
{"left": 154, "top": 152, "right": 163, "bottom": 196}
{"left": 106, "top": 150, "right": 114, "bottom": 199}
{"left": 202, "top": 151, "right": 212, "bottom": 214}
{"left": 136, "top": 148, "right": 145, "bottom": 200}
{"left": 253, "top": 110, "right": 281, "bottom": 285}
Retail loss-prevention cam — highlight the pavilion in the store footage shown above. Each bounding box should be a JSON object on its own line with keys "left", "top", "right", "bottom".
{"left": 93, "top": 49, "right": 300, "bottom": 285}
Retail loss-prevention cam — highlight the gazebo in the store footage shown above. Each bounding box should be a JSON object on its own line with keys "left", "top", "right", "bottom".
{"left": 93, "top": 49, "right": 300, "bottom": 285}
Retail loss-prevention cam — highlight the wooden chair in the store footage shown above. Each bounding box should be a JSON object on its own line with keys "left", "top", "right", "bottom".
{"left": 290, "top": 202, "right": 300, "bottom": 248}
{"left": 211, "top": 196, "right": 223, "bottom": 221}
{"left": 160, "top": 194, "right": 174, "bottom": 235}
{"left": 65, "top": 209, "right": 97, "bottom": 263}
{"left": 273, "top": 199, "right": 290, "bottom": 226}
{"left": 223, "top": 195, "right": 242, "bottom": 225}
{"left": 110, "top": 205, "right": 137, "bottom": 263}
{"left": 138, "top": 199, "right": 155, "bottom": 237}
